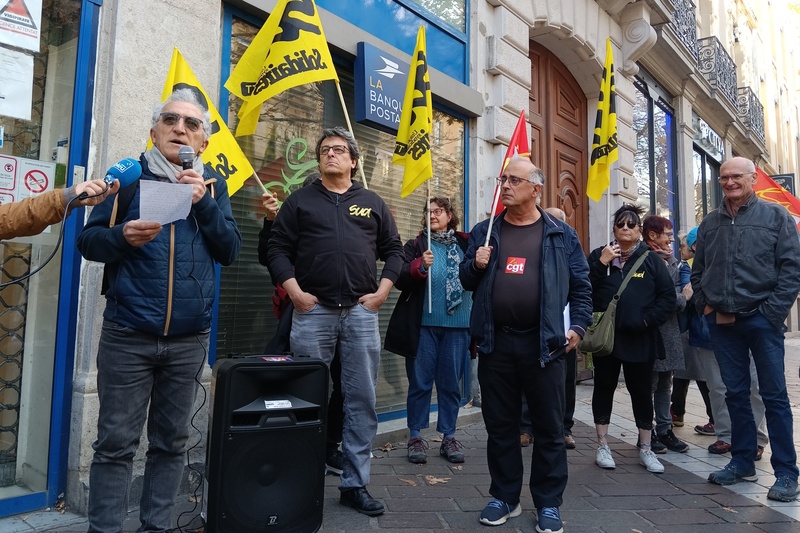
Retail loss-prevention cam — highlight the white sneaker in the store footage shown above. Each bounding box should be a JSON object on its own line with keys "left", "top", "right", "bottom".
{"left": 596, "top": 445, "right": 615, "bottom": 469}
{"left": 639, "top": 448, "right": 665, "bottom": 473}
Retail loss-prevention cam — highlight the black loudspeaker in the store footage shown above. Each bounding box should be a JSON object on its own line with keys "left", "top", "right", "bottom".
{"left": 203, "top": 356, "right": 329, "bottom": 532}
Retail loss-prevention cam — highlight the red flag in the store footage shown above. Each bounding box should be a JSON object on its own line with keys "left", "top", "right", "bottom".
{"left": 493, "top": 111, "right": 531, "bottom": 215}
{"left": 753, "top": 167, "right": 800, "bottom": 232}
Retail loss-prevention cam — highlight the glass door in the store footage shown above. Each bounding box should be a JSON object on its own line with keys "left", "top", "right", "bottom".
{"left": 0, "top": 0, "right": 82, "bottom": 506}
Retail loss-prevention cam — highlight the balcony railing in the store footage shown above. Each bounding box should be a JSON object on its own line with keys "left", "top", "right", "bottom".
{"left": 697, "top": 37, "right": 738, "bottom": 107}
{"left": 737, "top": 86, "right": 766, "bottom": 144}
{"left": 670, "top": 0, "right": 698, "bottom": 62}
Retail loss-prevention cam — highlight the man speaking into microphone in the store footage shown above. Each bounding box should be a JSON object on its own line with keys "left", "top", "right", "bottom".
{"left": 77, "top": 89, "right": 241, "bottom": 533}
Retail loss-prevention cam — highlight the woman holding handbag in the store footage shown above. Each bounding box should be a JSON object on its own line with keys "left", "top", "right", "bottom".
{"left": 588, "top": 204, "right": 675, "bottom": 474}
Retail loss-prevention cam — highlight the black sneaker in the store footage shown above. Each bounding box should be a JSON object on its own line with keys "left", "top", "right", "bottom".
{"left": 439, "top": 438, "right": 465, "bottom": 463}
{"left": 658, "top": 429, "right": 688, "bottom": 453}
{"left": 326, "top": 448, "right": 344, "bottom": 476}
{"left": 649, "top": 430, "right": 666, "bottom": 454}
{"left": 407, "top": 436, "right": 428, "bottom": 464}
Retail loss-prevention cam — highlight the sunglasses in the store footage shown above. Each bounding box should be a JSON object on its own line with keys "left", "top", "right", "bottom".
{"left": 159, "top": 112, "right": 203, "bottom": 132}
{"left": 615, "top": 221, "right": 638, "bottom": 229}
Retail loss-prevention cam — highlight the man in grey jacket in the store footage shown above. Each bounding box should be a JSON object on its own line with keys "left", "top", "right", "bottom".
{"left": 691, "top": 156, "right": 800, "bottom": 501}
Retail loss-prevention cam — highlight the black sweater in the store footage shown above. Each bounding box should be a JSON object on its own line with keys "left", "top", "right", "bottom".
{"left": 266, "top": 179, "right": 404, "bottom": 307}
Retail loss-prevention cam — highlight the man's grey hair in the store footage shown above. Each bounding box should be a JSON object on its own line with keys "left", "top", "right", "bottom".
{"left": 152, "top": 88, "right": 213, "bottom": 141}
{"left": 507, "top": 155, "right": 545, "bottom": 186}
{"left": 315, "top": 126, "right": 361, "bottom": 178}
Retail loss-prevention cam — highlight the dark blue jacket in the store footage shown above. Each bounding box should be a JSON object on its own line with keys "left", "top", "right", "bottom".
{"left": 77, "top": 155, "right": 241, "bottom": 336}
{"left": 459, "top": 209, "right": 592, "bottom": 366}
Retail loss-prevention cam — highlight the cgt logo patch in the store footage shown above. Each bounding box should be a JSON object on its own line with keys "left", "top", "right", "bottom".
{"left": 505, "top": 257, "right": 526, "bottom": 274}
{"left": 349, "top": 205, "right": 373, "bottom": 218}
{"left": 632, "top": 271, "right": 644, "bottom": 278}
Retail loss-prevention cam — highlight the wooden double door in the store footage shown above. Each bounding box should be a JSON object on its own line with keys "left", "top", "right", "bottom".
{"left": 528, "top": 41, "right": 589, "bottom": 253}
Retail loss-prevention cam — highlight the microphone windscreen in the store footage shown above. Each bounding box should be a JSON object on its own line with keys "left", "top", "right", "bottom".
{"left": 104, "top": 158, "right": 143, "bottom": 187}
{"left": 178, "top": 146, "right": 195, "bottom": 169}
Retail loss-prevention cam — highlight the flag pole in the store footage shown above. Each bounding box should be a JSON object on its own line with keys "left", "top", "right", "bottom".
{"left": 427, "top": 181, "right": 432, "bottom": 313}
{"left": 334, "top": 80, "right": 369, "bottom": 190}
{"left": 484, "top": 184, "right": 502, "bottom": 248}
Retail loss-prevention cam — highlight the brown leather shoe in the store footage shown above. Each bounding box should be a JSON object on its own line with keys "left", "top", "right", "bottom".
{"left": 520, "top": 433, "right": 533, "bottom": 447}
{"left": 755, "top": 445, "right": 765, "bottom": 461}
{"left": 564, "top": 434, "right": 576, "bottom": 449}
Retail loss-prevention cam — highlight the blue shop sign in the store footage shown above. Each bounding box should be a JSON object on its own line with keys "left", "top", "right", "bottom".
{"left": 355, "top": 42, "right": 408, "bottom": 134}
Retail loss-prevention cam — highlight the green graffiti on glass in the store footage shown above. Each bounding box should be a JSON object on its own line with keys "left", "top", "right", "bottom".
{"left": 261, "top": 138, "right": 318, "bottom": 195}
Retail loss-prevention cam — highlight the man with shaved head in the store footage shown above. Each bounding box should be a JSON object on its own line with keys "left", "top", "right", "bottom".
{"left": 691, "top": 156, "right": 800, "bottom": 501}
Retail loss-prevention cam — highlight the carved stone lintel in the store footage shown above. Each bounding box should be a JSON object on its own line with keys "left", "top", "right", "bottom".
{"left": 619, "top": 2, "right": 658, "bottom": 77}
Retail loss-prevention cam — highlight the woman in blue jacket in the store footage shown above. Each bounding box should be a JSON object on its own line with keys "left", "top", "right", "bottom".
{"left": 385, "top": 197, "right": 472, "bottom": 464}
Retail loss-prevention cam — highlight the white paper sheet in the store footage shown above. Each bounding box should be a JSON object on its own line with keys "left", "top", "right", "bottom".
{"left": 139, "top": 180, "right": 192, "bottom": 225}
{"left": 0, "top": 47, "right": 33, "bottom": 120}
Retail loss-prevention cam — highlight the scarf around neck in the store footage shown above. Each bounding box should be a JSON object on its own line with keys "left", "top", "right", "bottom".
{"left": 143, "top": 146, "right": 206, "bottom": 182}
{"left": 611, "top": 239, "right": 641, "bottom": 269}
{"left": 426, "top": 228, "right": 463, "bottom": 314}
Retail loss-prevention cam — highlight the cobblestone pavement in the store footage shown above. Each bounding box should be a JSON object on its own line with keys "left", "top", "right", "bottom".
{"left": 5, "top": 338, "right": 800, "bottom": 532}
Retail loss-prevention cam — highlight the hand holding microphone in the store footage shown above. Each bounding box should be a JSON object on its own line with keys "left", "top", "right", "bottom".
{"left": 177, "top": 145, "right": 206, "bottom": 204}
{"left": 75, "top": 158, "right": 142, "bottom": 206}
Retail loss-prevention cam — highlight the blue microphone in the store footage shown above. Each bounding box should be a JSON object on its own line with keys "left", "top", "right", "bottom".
{"left": 104, "top": 158, "right": 142, "bottom": 187}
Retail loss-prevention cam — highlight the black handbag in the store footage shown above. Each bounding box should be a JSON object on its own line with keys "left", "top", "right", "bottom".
{"left": 578, "top": 251, "right": 649, "bottom": 357}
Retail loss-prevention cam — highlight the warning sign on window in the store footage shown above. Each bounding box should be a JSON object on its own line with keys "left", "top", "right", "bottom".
{"left": 0, "top": 155, "right": 54, "bottom": 202}
{"left": 0, "top": 0, "right": 42, "bottom": 52}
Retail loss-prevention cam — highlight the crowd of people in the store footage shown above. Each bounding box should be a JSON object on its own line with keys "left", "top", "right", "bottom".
{"left": 6, "top": 87, "right": 800, "bottom": 533}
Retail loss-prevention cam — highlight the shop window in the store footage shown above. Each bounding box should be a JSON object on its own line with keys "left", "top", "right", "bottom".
{"left": 633, "top": 78, "right": 679, "bottom": 228}
{"left": 692, "top": 148, "right": 720, "bottom": 223}
{"left": 0, "top": 0, "right": 81, "bottom": 500}
{"left": 217, "top": 15, "right": 467, "bottom": 416}
{"left": 404, "top": 0, "right": 466, "bottom": 33}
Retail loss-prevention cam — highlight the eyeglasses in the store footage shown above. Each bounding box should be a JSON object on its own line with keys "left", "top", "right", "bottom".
{"left": 320, "top": 145, "right": 349, "bottom": 156}
{"left": 718, "top": 172, "right": 754, "bottom": 184}
{"left": 427, "top": 208, "right": 446, "bottom": 216}
{"left": 615, "top": 221, "right": 638, "bottom": 229}
{"left": 159, "top": 112, "right": 203, "bottom": 132}
{"left": 496, "top": 175, "right": 535, "bottom": 187}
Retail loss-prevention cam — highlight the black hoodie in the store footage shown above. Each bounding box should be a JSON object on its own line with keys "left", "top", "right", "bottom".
{"left": 267, "top": 179, "right": 404, "bottom": 307}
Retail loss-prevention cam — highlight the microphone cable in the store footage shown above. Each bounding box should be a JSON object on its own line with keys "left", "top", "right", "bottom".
{"left": 0, "top": 184, "right": 111, "bottom": 289}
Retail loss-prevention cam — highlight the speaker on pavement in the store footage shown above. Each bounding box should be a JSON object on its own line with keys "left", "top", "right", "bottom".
{"left": 203, "top": 356, "right": 329, "bottom": 533}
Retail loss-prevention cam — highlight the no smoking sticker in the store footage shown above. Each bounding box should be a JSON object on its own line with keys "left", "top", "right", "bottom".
{"left": 24, "top": 169, "right": 48, "bottom": 193}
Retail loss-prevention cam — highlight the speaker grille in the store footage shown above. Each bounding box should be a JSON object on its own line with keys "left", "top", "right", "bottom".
{"left": 220, "top": 426, "right": 324, "bottom": 531}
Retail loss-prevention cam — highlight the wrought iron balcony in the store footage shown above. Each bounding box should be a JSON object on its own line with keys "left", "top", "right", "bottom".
{"left": 697, "top": 37, "right": 738, "bottom": 108}
{"left": 669, "top": 0, "right": 698, "bottom": 62}
{"left": 737, "top": 86, "right": 766, "bottom": 144}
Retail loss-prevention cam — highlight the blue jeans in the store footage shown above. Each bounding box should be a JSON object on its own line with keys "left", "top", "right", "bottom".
{"left": 290, "top": 303, "right": 380, "bottom": 490}
{"left": 405, "top": 326, "right": 468, "bottom": 436}
{"left": 88, "top": 321, "right": 207, "bottom": 533}
{"left": 707, "top": 310, "right": 798, "bottom": 479}
{"left": 651, "top": 371, "right": 673, "bottom": 435}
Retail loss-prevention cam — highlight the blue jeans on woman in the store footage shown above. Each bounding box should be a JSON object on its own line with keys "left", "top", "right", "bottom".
{"left": 405, "top": 326, "right": 469, "bottom": 436}
{"left": 88, "top": 321, "right": 207, "bottom": 533}
{"left": 707, "top": 310, "right": 798, "bottom": 480}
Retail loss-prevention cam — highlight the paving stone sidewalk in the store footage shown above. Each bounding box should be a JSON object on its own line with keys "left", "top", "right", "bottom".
{"left": 5, "top": 337, "right": 800, "bottom": 532}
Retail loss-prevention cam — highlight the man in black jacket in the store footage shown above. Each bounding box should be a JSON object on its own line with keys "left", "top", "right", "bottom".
{"left": 692, "top": 156, "right": 800, "bottom": 501}
{"left": 460, "top": 156, "right": 591, "bottom": 533}
{"left": 267, "top": 127, "right": 404, "bottom": 516}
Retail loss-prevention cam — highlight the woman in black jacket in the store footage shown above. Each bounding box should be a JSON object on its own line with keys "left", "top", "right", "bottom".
{"left": 385, "top": 197, "right": 472, "bottom": 465}
{"left": 588, "top": 204, "right": 675, "bottom": 474}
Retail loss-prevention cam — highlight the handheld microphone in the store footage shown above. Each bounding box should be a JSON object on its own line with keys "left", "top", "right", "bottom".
{"left": 104, "top": 158, "right": 143, "bottom": 187}
{"left": 178, "top": 145, "right": 195, "bottom": 170}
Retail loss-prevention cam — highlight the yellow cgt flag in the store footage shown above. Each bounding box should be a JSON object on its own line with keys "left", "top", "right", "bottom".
{"left": 225, "top": 0, "right": 339, "bottom": 137}
{"left": 587, "top": 38, "right": 619, "bottom": 202}
{"left": 149, "top": 48, "right": 256, "bottom": 196}
{"left": 393, "top": 26, "right": 433, "bottom": 198}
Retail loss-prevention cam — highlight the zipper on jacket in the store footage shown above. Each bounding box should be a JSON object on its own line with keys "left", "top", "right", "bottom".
{"left": 335, "top": 192, "right": 343, "bottom": 306}
{"left": 164, "top": 224, "right": 175, "bottom": 336}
